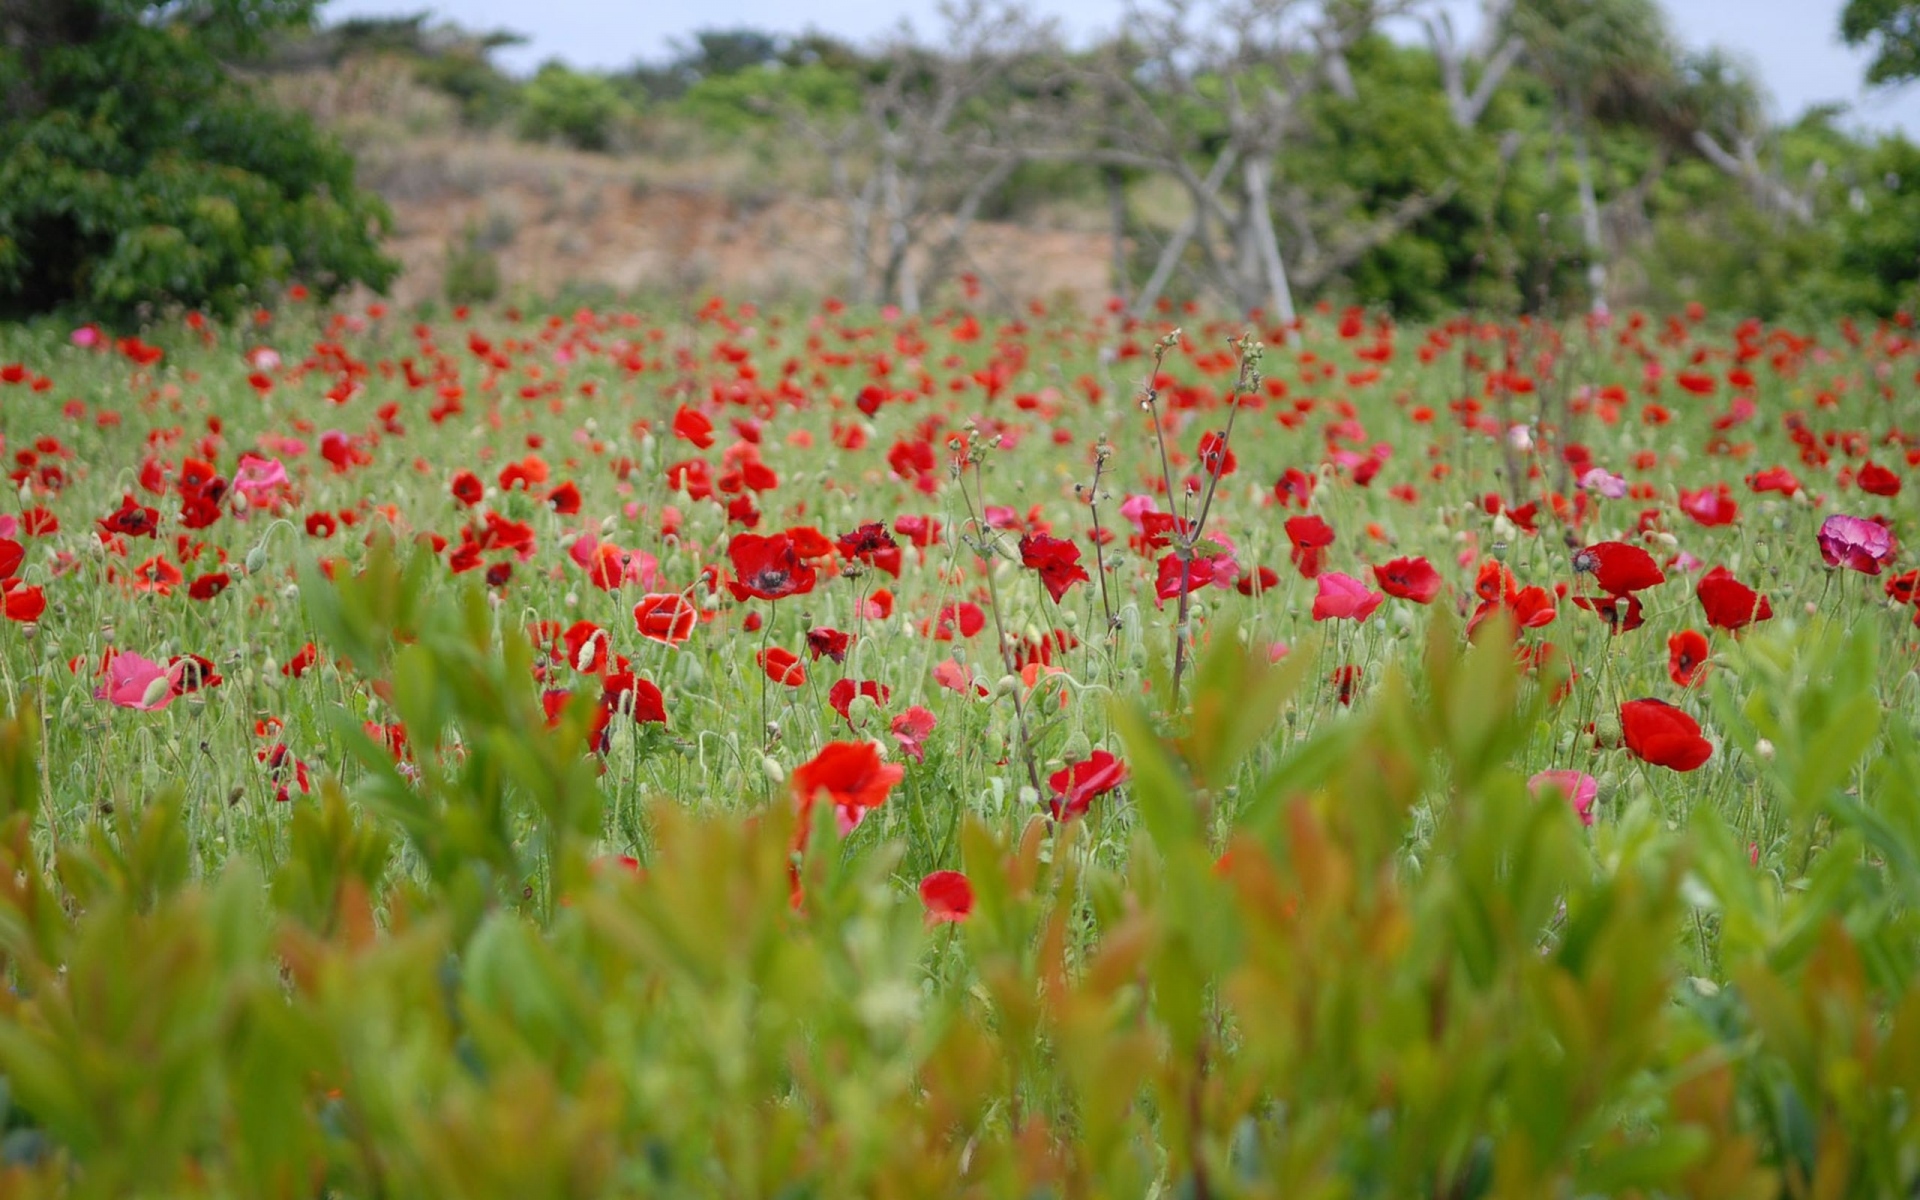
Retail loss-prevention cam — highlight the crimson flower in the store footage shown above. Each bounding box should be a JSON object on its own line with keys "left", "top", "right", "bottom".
{"left": 1571, "top": 592, "right": 1645, "bottom": 634}
{"left": 671, "top": 405, "right": 715, "bottom": 449}
{"left": 188, "top": 572, "right": 230, "bottom": 601}
{"left": 1746, "top": 467, "right": 1801, "bottom": 496}
{"left": 1620, "top": 699, "right": 1713, "bottom": 772}
{"left": 1154, "top": 550, "right": 1235, "bottom": 602}
{"left": 919, "top": 870, "right": 974, "bottom": 924}
{"left": 449, "top": 470, "right": 485, "bottom": 507}
{"left": 837, "top": 522, "right": 902, "bottom": 577}
{"left": 1284, "top": 515, "right": 1334, "bottom": 578}
{"left": 1668, "top": 629, "right": 1710, "bottom": 687}
{"left": 791, "top": 740, "right": 904, "bottom": 841}
{"left": 1677, "top": 484, "right": 1738, "bottom": 527}
{"left": 633, "top": 593, "right": 697, "bottom": 646}
{"left": 601, "top": 671, "right": 667, "bottom": 726}
{"left": 828, "top": 678, "right": 890, "bottom": 723}
{"left": 98, "top": 494, "right": 159, "bottom": 539}
{"left": 1, "top": 581, "right": 43, "bottom": 623}
{"left": 1572, "top": 541, "right": 1665, "bottom": 595}
{"left": 1019, "top": 533, "right": 1089, "bottom": 603}
{"left": 1372, "top": 556, "right": 1440, "bottom": 604}
{"left": 281, "top": 643, "right": 319, "bottom": 678}
{"left": 758, "top": 647, "right": 806, "bottom": 687}
{"left": 1696, "top": 566, "right": 1773, "bottom": 631}
{"left": 806, "top": 627, "right": 853, "bottom": 662}
{"left": 727, "top": 533, "right": 817, "bottom": 602}
{"left": 1048, "top": 750, "right": 1127, "bottom": 821}
{"left": 1235, "top": 565, "right": 1280, "bottom": 596}
{"left": 1857, "top": 462, "right": 1902, "bottom": 497}
{"left": 1817, "top": 514, "right": 1898, "bottom": 575}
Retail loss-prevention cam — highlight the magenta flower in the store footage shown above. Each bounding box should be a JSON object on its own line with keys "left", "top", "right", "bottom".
{"left": 96, "top": 652, "right": 182, "bottom": 711}
{"left": 1817, "top": 514, "right": 1898, "bottom": 575}
{"left": 1311, "top": 571, "right": 1385, "bottom": 622}
{"left": 1528, "top": 770, "right": 1598, "bottom": 827}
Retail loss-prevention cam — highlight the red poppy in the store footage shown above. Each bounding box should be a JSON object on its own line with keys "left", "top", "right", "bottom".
{"left": 1330, "top": 664, "right": 1364, "bottom": 706}
{"left": 1620, "top": 699, "right": 1713, "bottom": 771}
{"left": 1235, "top": 565, "right": 1280, "bottom": 596}
{"left": 1019, "top": 533, "right": 1089, "bottom": 603}
{"left": 545, "top": 481, "right": 582, "bottom": 515}
{"left": 1048, "top": 750, "right": 1128, "bottom": 821}
{"left": 727, "top": 533, "right": 817, "bottom": 602}
{"left": 601, "top": 671, "right": 667, "bottom": 726}
{"left": 791, "top": 741, "right": 904, "bottom": 843}
{"left": 633, "top": 592, "right": 697, "bottom": 646}
{"left": 828, "top": 678, "right": 890, "bottom": 722}
{"left": 806, "top": 627, "right": 853, "bottom": 662}
{"left": 1746, "top": 466, "right": 1801, "bottom": 496}
{"left": 1155, "top": 551, "right": 1234, "bottom": 602}
{"left": 1284, "top": 515, "right": 1334, "bottom": 578}
{"left": 836, "top": 522, "right": 902, "bottom": 577}
{"left": 304, "top": 511, "right": 337, "bottom": 539}
{"left": 1372, "top": 555, "right": 1440, "bottom": 604}
{"left": 1, "top": 581, "right": 43, "bottom": 623}
{"left": 671, "top": 405, "right": 715, "bottom": 449}
{"left": 563, "top": 621, "right": 609, "bottom": 673}
{"left": 98, "top": 494, "right": 159, "bottom": 539}
{"left": 1572, "top": 541, "right": 1665, "bottom": 595}
{"left": 929, "top": 603, "right": 985, "bottom": 640}
{"left": 187, "top": 572, "right": 230, "bottom": 601}
{"left": 758, "top": 647, "right": 806, "bottom": 687}
{"left": 1696, "top": 566, "right": 1773, "bottom": 631}
{"left": 919, "top": 870, "right": 974, "bottom": 924}
{"left": 1571, "top": 592, "right": 1645, "bottom": 634}
{"left": 1668, "top": 629, "right": 1710, "bottom": 687}
{"left": 1858, "top": 462, "right": 1902, "bottom": 497}
{"left": 0, "top": 538, "right": 22, "bottom": 579}
{"left": 282, "top": 643, "right": 319, "bottom": 678}
{"left": 1197, "top": 430, "right": 1236, "bottom": 477}
{"left": 450, "top": 471, "right": 484, "bottom": 506}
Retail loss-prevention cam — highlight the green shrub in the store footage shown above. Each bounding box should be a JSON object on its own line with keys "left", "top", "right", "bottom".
{"left": 0, "top": 0, "right": 397, "bottom": 322}
{"left": 517, "top": 62, "right": 632, "bottom": 153}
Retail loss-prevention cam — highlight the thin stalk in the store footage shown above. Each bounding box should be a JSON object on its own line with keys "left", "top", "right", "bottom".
{"left": 953, "top": 447, "right": 1044, "bottom": 800}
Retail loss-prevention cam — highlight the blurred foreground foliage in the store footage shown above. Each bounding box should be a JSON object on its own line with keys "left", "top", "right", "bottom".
{"left": 0, "top": 546, "right": 1918, "bottom": 1196}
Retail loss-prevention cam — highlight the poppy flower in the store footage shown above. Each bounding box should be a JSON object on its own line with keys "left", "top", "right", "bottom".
{"left": 1817, "top": 514, "right": 1898, "bottom": 575}
{"left": 98, "top": 494, "right": 160, "bottom": 539}
{"left": 1311, "top": 572, "right": 1384, "bottom": 622}
{"left": 0, "top": 538, "right": 20, "bottom": 580}
{"left": 1528, "top": 770, "right": 1597, "bottom": 826}
{"left": 1857, "top": 462, "right": 1902, "bottom": 497}
{"left": 1571, "top": 592, "right": 1645, "bottom": 634}
{"left": 1668, "top": 629, "right": 1709, "bottom": 687}
{"left": 633, "top": 592, "right": 698, "bottom": 646}
{"left": 601, "top": 672, "right": 667, "bottom": 726}
{"left": 1019, "top": 533, "right": 1089, "bottom": 603}
{"left": 1197, "top": 430, "right": 1236, "bottom": 476}
{"left": 1677, "top": 484, "right": 1738, "bottom": 527}
{"left": 1284, "top": 514, "right": 1334, "bottom": 578}
{"left": 1620, "top": 699, "right": 1713, "bottom": 771}
{"left": 890, "top": 706, "right": 936, "bottom": 763}
{"left": 1330, "top": 664, "right": 1363, "bottom": 706}
{"left": 1154, "top": 551, "right": 1235, "bottom": 602}
{"left": 563, "top": 621, "right": 610, "bottom": 673}
{"left": 791, "top": 740, "right": 904, "bottom": 839}
{"left": 1234, "top": 564, "right": 1280, "bottom": 596}
{"left": 1746, "top": 467, "right": 1801, "bottom": 496}
{"left": 758, "top": 647, "right": 806, "bottom": 687}
{"left": 806, "top": 627, "right": 853, "bottom": 662}
{"left": 919, "top": 870, "right": 974, "bottom": 924}
{"left": 828, "top": 678, "right": 890, "bottom": 723}
{"left": 837, "top": 522, "right": 902, "bottom": 577}
{"left": 1048, "top": 750, "right": 1128, "bottom": 821}
{"left": 281, "top": 643, "right": 319, "bottom": 678}
{"left": 2, "top": 581, "right": 46, "bottom": 623}
{"left": 929, "top": 602, "right": 986, "bottom": 640}
{"left": 671, "top": 405, "right": 715, "bottom": 449}
{"left": 933, "top": 658, "right": 989, "bottom": 698}
{"left": 188, "top": 572, "right": 230, "bottom": 601}
{"left": 1697, "top": 566, "right": 1773, "bottom": 631}
{"left": 727, "top": 532, "right": 817, "bottom": 602}
{"left": 1372, "top": 556, "right": 1440, "bottom": 604}
{"left": 1572, "top": 541, "right": 1665, "bottom": 595}
{"left": 96, "top": 651, "right": 181, "bottom": 711}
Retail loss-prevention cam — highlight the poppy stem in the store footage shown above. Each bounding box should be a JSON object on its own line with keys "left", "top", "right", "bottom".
{"left": 954, "top": 454, "right": 1044, "bottom": 801}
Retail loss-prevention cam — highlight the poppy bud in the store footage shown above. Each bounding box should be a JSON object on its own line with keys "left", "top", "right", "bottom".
{"left": 1061, "top": 609, "right": 1078, "bottom": 630}
{"left": 847, "top": 694, "right": 880, "bottom": 728}
{"left": 993, "top": 674, "right": 1020, "bottom": 698}
{"left": 1596, "top": 772, "right": 1619, "bottom": 806}
{"left": 1754, "top": 738, "right": 1774, "bottom": 761}
{"left": 140, "top": 675, "right": 173, "bottom": 709}
{"left": 244, "top": 544, "right": 268, "bottom": 575}
{"left": 1490, "top": 539, "right": 1510, "bottom": 563}
{"left": 762, "top": 756, "right": 785, "bottom": 783}
{"left": 1061, "top": 730, "right": 1092, "bottom": 761}
{"left": 1018, "top": 785, "right": 1039, "bottom": 808}
{"left": 1595, "top": 712, "right": 1622, "bottom": 745}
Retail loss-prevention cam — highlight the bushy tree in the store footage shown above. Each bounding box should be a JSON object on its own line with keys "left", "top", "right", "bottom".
{"left": 0, "top": 0, "right": 397, "bottom": 321}
{"left": 517, "top": 61, "right": 633, "bottom": 151}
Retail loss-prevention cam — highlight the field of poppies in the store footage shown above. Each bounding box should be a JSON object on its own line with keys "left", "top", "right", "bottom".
{"left": 1, "top": 296, "right": 1919, "bottom": 1195}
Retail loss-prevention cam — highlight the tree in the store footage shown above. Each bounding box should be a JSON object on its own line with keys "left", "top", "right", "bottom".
{"left": 0, "top": 0, "right": 397, "bottom": 320}
{"left": 1841, "top": 0, "right": 1920, "bottom": 86}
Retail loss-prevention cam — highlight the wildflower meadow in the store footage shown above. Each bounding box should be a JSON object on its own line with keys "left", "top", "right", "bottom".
{"left": 1, "top": 295, "right": 1919, "bottom": 1195}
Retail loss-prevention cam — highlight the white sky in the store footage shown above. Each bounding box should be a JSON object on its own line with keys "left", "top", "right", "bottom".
{"left": 317, "top": 0, "right": 1920, "bottom": 136}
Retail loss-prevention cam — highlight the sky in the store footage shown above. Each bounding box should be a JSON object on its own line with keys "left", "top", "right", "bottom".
{"left": 318, "top": 0, "right": 1920, "bottom": 136}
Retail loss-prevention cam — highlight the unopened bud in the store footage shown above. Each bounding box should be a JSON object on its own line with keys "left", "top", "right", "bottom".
{"left": 1754, "top": 738, "right": 1775, "bottom": 761}
{"left": 140, "top": 675, "right": 173, "bottom": 709}
{"left": 1061, "top": 730, "right": 1092, "bottom": 761}
{"left": 245, "top": 544, "right": 268, "bottom": 575}
{"left": 762, "top": 756, "right": 785, "bottom": 783}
